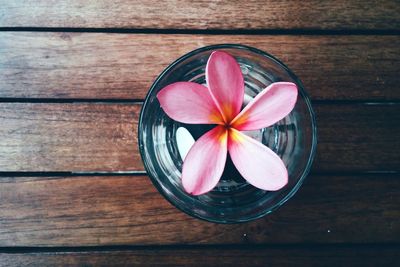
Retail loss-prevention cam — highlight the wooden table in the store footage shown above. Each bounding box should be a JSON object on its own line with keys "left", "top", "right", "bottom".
{"left": 0, "top": 1, "right": 399, "bottom": 266}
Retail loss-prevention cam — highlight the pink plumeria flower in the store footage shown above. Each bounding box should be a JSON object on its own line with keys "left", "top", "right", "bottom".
{"left": 157, "top": 51, "right": 298, "bottom": 195}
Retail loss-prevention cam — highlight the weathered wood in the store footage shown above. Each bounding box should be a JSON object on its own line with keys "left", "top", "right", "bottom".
{"left": 0, "top": 103, "right": 141, "bottom": 172}
{"left": 1, "top": 0, "right": 399, "bottom": 30}
{"left": 0, "top": 174, "right": 398, "bottom": 246}
{"left": 0, "top": 103, "right": 399, "bottom": 172}
{"left": 0, "top": 246, "right": 399, "bottom": 267}
{"left": 1, "top": 33, "right": 399, "bottom": 100}
{"left": 0, "top": 0, "right": 398, "bottom": 262}
{"left": 314, "top": 103, "right": 400, "bottom": 172}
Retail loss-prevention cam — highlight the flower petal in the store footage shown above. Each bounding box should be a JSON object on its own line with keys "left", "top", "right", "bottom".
{"left": 206, "top": 51, "right": 244, "bottom": 122}
{"left": 228, "top": 129, "right": 288, "bottom": 191}
{"left": 231, "top": 82, "right": 298, "bottom": 130}
{"left": 157, "top": 82, "right": 224, "bottom": 124}
{"left": 182, "top": 126, "right": 228, "bottom": 195}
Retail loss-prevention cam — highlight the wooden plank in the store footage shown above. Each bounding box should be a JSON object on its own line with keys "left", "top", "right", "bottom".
{"left": 0, "top": 103, "right": 399, "bottom": 172}
{"left": 0, "top": 103, "right": 141, "bottom": 172}
{"left": 0, "top": 174, "right": 398, "bottom": 246}
{"left": 1, "top": 32, "right": 399, "bottom": 101}
{"left": 0, "top": 246, "right": 399, "bottom": 267}
{"left": 1, "top": 1, "right": 399, "bottom": 30}
{"left": 314, "top": 103, "right": 400, "bottom": 172}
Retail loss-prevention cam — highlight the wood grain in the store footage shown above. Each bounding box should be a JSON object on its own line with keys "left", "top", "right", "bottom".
{"left": 1, "top": 1, "right": 399, "bottom": 30}
{"left": 0, "top": 0, "right": 398, "bottom": 263}
{"left": 0, "top": 174, "right": 398, "bottom": 246}
{"left": 0, "top": 103, "right": 141, "bottom": 172}
{"left": 0, "top": 103, "right": 399, "bottom": 172}
{"left": 1, "top": 246, "right": 399, "bottom": 267}
{"left": 1, "top": 32, "right": 399, "bottom": 100}
{"left": 314, "top": 103, "right": 400, "bottom": 172}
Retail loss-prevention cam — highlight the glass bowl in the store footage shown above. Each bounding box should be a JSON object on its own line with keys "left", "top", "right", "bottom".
{"left": 139, "top": 44, "right": 317, "bottom": 223}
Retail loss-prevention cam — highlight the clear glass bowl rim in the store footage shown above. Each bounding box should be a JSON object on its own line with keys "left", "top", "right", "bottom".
{"left": 138, "top": 43, "right": 318, "bottom": 223}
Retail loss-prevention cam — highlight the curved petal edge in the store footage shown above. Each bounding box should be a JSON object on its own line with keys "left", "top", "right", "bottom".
{"left": 182, "top": 126, "right": 228, "bottom": 195}
{"left": 206, "top": 51, "right": 244, "bottom": 123}
{"left": 228, "top": 129, "right": 288, "bottom": 191}
{"left": 157, "top": 82, "right": 224, "bottom": 125}
{"left": 231, "top": 82, "right": 298, "bottom": 130}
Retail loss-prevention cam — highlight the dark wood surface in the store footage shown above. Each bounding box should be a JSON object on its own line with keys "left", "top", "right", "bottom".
{"left": 1, "top": 33, "right": 399, "bottom": 101}
{"left": 0, "top": 1, "right": 399, "bottom": 266}
{"left": 0, "top": 103, "right": 399, "bottom": 172}
{"left": 1, "top": 0, "right": 399, "bottom": 30}
{"left": 0, "top": 174, "right": 398, "bottom": 246}
{"left": 1, "top": 246, "right": 399, "bottom": 267}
